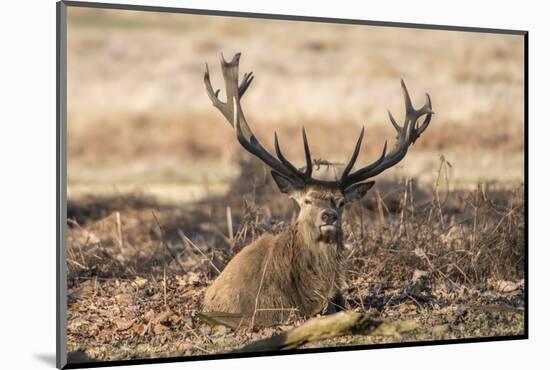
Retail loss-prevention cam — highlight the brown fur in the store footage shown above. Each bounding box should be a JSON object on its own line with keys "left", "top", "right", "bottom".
{"left": 203, "top": 220, "right": 343, "bottom": 324}
{"left": 203, "top": 184, "right": 372, "bottom": 325}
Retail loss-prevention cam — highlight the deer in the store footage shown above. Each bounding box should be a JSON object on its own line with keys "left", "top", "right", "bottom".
{"left": 201, "top": 53, "right": 433, "bottom": 326}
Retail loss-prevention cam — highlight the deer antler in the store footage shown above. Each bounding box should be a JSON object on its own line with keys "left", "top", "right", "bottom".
{"left": 338, "top": 79, "right": 433, "bottom": 189}
{"left": 204, "top": 53, "right": 313, "bottom": 188}
{"left": 204, "top": 53, "right": 254, "bottom": 134}
{"left": 204, "top": 53, "right": 433, "bottom": 191}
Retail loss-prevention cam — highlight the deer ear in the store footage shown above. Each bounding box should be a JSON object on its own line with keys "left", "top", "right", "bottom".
{"left": 271, "top": 171, "right": 302, "bottom": 195}
{"left": 343, "top": 181, "right": 375, "bottom": 203}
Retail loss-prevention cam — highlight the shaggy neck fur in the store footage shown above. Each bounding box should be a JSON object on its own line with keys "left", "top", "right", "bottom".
{"left": 294, "top": 217, "right": 342, "bottom": 249}
{"left": 281, "top": 220, "right": 344, "bottom": 313}
{"left": 203, "top": 217, "right": 345, "bottom": 326}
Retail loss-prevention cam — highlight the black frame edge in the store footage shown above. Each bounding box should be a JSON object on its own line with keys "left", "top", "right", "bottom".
{"left": 63, "top": 335, "right": 528, "bottom": 369}
{"left": 62, "top": 0, "right": 527, "bottom": 35}
{"left": 57, "top": 1, "right": 68, "bottom": 369}
{"left": 523, "top": 32, "right": 529, "bottom": 339}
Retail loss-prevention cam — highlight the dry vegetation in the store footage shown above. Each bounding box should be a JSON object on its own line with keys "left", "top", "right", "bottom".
{"left": 66, "top": 159, "right": 525, "bottom": 363}
{"left": 65, "top": 7, "right": 525, "bottom": 365}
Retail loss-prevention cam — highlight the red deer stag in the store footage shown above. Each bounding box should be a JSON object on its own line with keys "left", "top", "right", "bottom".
{"left": 202, "top": 53, "right": 433, "bottom": 325}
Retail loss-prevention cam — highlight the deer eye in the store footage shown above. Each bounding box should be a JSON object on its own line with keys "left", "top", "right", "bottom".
{"left": 337, "top": 200, "right": 345, "bottom": 208}
{"left": 304, "top": 198, "right": 312, "bottom": 205}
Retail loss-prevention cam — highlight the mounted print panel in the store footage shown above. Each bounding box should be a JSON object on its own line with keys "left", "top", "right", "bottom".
{"left": 57, "top": 1, "right": 527, "bottom": 368}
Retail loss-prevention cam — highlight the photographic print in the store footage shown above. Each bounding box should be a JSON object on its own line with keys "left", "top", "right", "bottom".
{"left": 58, "top": 1, "right": 527, "bottom": 368}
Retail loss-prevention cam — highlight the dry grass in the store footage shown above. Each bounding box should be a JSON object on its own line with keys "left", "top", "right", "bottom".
{"left": 66, "top": 159, "right": 525, "bottom": 363}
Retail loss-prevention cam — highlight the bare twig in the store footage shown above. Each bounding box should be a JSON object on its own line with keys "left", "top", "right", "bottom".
{"left": 398, "top": 177, "right": 410, "bottom": 237}
{"left": 226, "top": 206, "right": 234, "bottom": 242}
{"left": 250, "top": 249, "right": 272, "bottom": 329}
{"left": 178, "top": 230, "right": 221, "bottom": 275}
{"left": 163, "top": 263, "right": 167, "bottom": 306}
{"left": 151, "top": 211, "right": 186, "bottom": 274}
{"left": 151, "top": 211, "right": 170, "bottom": 306}
{"left": 375, "top": 188, "right": 385, "bottom": 227}
{"left": 115, "top": 211, "right": 124, "bottom": 253}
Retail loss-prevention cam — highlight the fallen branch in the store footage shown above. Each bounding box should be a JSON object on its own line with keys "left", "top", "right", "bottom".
{"left": 235, "top": 311, "right": 418, "bottom": 352}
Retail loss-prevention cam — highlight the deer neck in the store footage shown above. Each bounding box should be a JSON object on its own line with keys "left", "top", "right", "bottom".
{"left": 289, "top": 220, "right": 344, "bottom": 303}
{"left": 293, "top": 219, "right": 343, "bottom": 251}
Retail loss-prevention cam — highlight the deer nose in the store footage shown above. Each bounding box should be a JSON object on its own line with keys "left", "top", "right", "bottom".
{"left": 321, "top": 210, "right": 338, "bottom": 225}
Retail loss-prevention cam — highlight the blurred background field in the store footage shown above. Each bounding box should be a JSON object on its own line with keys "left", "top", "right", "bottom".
{"left": 65, "top": 7, "right": 525, "bottom": 362}
{"left": 67, "top": 7, "right": 524, "bottom": 204}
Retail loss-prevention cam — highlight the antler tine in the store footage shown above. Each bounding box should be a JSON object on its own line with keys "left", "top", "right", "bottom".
{"left": 221, "top": 53, "right": 240, "bottom": 124}
{"left": 388, "top": 110, "right": 400, "bottom": 132}
{"left": 339, "top": 80, "right": 433, "bottom": 189}
{"left": 340, "top": 126, "right": 365, "bottom": 179}
{"left": 206, "top": 53, "right": 311, "bottom": 185}
{"left": 400, "top": 79, "right": 415, "bottom": 116}
{"left": 340, "top": 140, "right": 388, "bottom": 188}
{"left": 387, "top": 82, "right": 433, "bottom": 144}
{"left": 203, "top": 53, "right": 254, "bottom": 130}
{"left": 411, "top": 93, "right": 433, "bottom": 142}
{"left": 239, "top": 72, "right": 254, "bottom": 97}
{"left": 204, "top": 63, "right": 226, "bottom": 116}
{"left": 232, "top": 98, "right": 299, "bottom": 180}
{"left": 302, "top": 127, "right": 313, "bottom": 178}
{"left": 274, "top": 132, "right": 303, "bottom": 177}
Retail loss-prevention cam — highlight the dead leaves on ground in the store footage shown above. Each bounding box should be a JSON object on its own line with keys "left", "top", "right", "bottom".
{"left": 67, "top": 269, "right": 524, "bottom": 362}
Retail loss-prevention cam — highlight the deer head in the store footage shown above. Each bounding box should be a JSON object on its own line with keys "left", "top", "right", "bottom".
{"left": 204, "top": 53, "right": 433, "bottom": 245}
